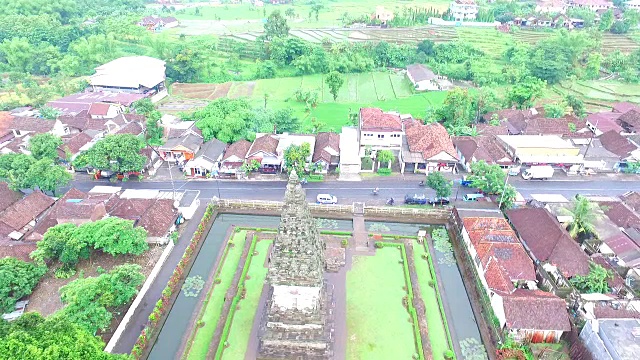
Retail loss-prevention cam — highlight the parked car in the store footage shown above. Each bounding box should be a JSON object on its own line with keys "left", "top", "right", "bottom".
{"left": 428, "top": 197, "right": 450, "bottom": 205}
{"left": 316, "top": 194, "right": 338, "bottom": 204}
{"left": 404, "top": 194, "right": 427, "bottom": 205}
{"left": 463, "top": 193, "right": 485, "bottom": 202}
{"left": 460, "top": 176, "right": 472, "bottom": 187}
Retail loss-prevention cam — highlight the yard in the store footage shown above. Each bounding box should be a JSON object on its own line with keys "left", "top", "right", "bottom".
{"left": 346, "top": 247, "right": 417, "bottom": 360}
{"left": 221, "top": 239, "right": 272, "bottom": 360}
{"left": 185, "top": 230, "right": 248, "bottom": 360}
{"left": 413, "top": 242, "right": 450, "bottom": 360}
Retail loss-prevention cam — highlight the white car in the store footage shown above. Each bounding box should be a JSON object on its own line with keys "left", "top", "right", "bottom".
{"left": 316, "top": 194, "right": 338, "bottom": 204}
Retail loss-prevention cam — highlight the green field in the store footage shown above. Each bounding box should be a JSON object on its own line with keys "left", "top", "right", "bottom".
{"left": 346, "top": 247, "right": 417, "bottom": 360}
{"left": 221, "top": 239, "right": 272, "bottom": 360}
{"left": 413, "top": 243, "right": 449, "bottom": 360}
{"left": 185, "top": 230, "right": 248, "bottom": 360}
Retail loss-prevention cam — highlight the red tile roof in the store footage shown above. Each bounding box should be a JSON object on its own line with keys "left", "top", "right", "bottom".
{"left": 599, "top": 130, "right": 638, "bottom": 157}
{"left": 59, "top": 132, "right": 93, "bottom": 157}
{"left": 593, "top": 304, "right": 640, "bottom": 319}
{"left": 313, "top": 132, "right": 340, "bottom": 163}
{"left": 0, "top": 240, "right": 37, "bottom": 262}
{"left": 524, "top": 116, "right": 590, "bottom": 138}
{"left": 0, "top": 191, "right": 55, "bottom": 232}
{"left": 247, "top": 134, "right": 278, "bottom": 157}
{"left": 360, "top": 108, "right": 402, "bottom": 131}
{"left": 0, "top": 111, "right": 14, "bottom": 137}
{"left": 621, "top": 191, "right": 640, "bottom": 213}
{"left": 586, "top": 112, "right": 623, "bottom": 134}
{"left": 222, "top": 139, "right": 251, "bottom": 162}
{"left": 9, "top": 117, "right": 56, "bottom": 134}
{"left": 612, "top": 102, "right": 640, "bottom": 114}
{"left": 0, "top": 183, "right": 22, "bottom": 213}
{"left": 115, "top": 122, "right": 144, "bottom": 136}
{"left": 88, "top": 102, "right": 112, "bottom": 116}
{"left": 453, "top": 135, "right": 512, "bottom": 165}
{"left": 599, "top": 201, "right": 640, "bottom": 228}
{"left": 506, "top": 208, "right": 590, "bottom": 278}
{"left": 502, "top": 289, "right": 570, "bottom": 331}
{"left": 106, "top": 197, "right": 176, "bottom": 237}
{"left": 405, "top": 122, "right": 458, "bottom": 160}
{"left": 617, "top": 109, "right": 640, "bottom": 132}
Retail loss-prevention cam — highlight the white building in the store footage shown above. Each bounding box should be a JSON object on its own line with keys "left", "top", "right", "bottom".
{"left": 89, "top": 56, "right": 167, "bottom": 101}
{"left": 357, "top": 108, "right": 404, "bottom": 156}
{"left": 449, "top": 0, "right": 479, "bottom": 21}
{"left": 567, "top": 0, "right": 613, "bottom": 11}
{"left": 626, "top": 0, "right": 640, "bottom": 9}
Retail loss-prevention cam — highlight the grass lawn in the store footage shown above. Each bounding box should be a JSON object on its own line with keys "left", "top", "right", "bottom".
{"left": 413, "top": 243, "right": 449, "bottom": 360}
{"left": 186, "top": 230, "right": 248, "bottom": 360}
{"left": 221, "top": 239, "right": 273, "bottom": 360}
{"left": 346, "top": 247, "right": 417, "bottom": 360}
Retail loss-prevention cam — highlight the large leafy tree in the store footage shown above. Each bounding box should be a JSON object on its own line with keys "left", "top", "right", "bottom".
{"left": 439, "top": 88, "right": 473, "bottom": 132}
{"left": 376, "top": 150, "right": 395, "bottom": 168}
{"left": 82, "top": 217, "right": 148, "bottom": 256}
{"left": 57, "top": 264, "right": 145, "bottom": 333}
{"left": 284, "top": 142, "right": 311, "bottom": 175}
{"left": 570, "top": 262, "right": 612, "bottom": 294}
{"left": 0, "top": 312, "right": 126, "bottom": 360}
{"left": 31, "top": 223, "right": 86, "bottom": 269}
{"left": 560, "top": 195, "right": 599, "bottom": 240}
{"left": 264, "top": 10, "right": 289, "bottom": 40}
{"left": 189, "top": 98, "right": 254, "bottom": 142}
{"left": 75, "top": 134, "right": 146, "bottom": 173}
{"left": 25, "top": 158, "right": 72, "bottom": 195}
{"left": 0, "top": 257, "right": 47, "bottom": 313}
{"left": 426, "top": 172, "right": 452, "bottom": 199}
{"left": 506, "top": 76, "right": 546, "bottom": 109}
{"left": 468, "top": 161, "right": 517, "bottom": 209}
{"left": 325, "top": 71, "right": 345, "bottom": 101}
{"left": 0, "top": 153, "right": 35, "bottom": 189}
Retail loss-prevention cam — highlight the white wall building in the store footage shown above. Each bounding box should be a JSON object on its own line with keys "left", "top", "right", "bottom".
{"left": 450, "top": 0, "right": 479, "bottom": 21}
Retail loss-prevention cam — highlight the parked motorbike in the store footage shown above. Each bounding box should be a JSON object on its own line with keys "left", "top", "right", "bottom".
{"left": 386, "top": 198, "right": 395, "bottom": 205}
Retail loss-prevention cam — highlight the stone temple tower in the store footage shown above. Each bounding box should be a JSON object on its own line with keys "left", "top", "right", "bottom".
{"left": 257, "top": 170, "right": 333, "bottom": 360}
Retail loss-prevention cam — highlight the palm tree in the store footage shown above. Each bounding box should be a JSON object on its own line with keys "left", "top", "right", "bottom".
{"left": 562, "top": 195, "right": 598, "bottom": 240}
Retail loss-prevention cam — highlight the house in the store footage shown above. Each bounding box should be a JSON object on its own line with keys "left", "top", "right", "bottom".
{"left": 453, "top": 135, "right": 514, "bottom": 171}
{"left": 506, "top": 207, "right": 590, "bottom": 279}
{"left": 338, "top": 126, "right": 362, "bottom": 177}
{"left": 586, "top": 112, "right": 624, "bottom": 136}
{"left": 159, "top": 127, "right": 204, "bottom": 164}
{"left": 524, "top": 116, "right": 591, "bottom": 139}
{"left": 482, "top": 108, "right": 542, "bottom": 135}
{"left": 7, "top": 116, "right": 66, "bottom": 138}
{"left": 496, "top": 135, "right": 583, "bottom": 166}
{"left": 276, "top": 133, "right": 316, "bottom": 171}
{"left": 372, "top": 6, "right": 394, "bottom": 25}
{"left": 621, "top": 191, "right": 640, "bottom": 213}
{"left": 138, "top": 15, "right": 180, "bottom": 31}
{"left": 46, "top": 91, "right": 146, "bottom": 116}
{"left": 313, "top": 132, "right": 340, "bottom": 173}
{"left": 358, "top": 108, "right": 404, "bottom": 157}
{"left": 400, "top": 121, "right": 458, "bottom": 173}
{"left": 57, "top": 132, "right": 94, "bottom": 162}
{"left": 89, "top": 56, "right": 167, "bottom": 100}
{"left": 406, "top": 64, "right": 451, "bottom": 91}
{"left": 502, "top": 289, "right": 571, "bottom": 343}
{"left": 0, "top": 191, "right": 55, "bottom": 241}
{"left": 106, "top": 196, "right": 177, "bottom": 244}
{"left": 576, "top": 138, "right": 622, "bottom": 172}
{"left": 599, "top": 130, "right": 639, "bottom": 166}
{"left": 246, "top": 134, "right": 281, "bottom": 173}
{"left": 616, "top": 109, "right": 640, "bottom": 134}
{"left": 87, "top": 102, "right": 123, "bottom": 119}
{"left": 567, "top": 0, "right": 614, "bottom": 10}
{"left": 184, "top": 139, "right": 227, "bottom": 178}
{"left": 449, "top": 0, "right": 479, "bottom": 21}
{"left": 537, "top": 0, "right": 568, "bottom": 14}
{"left": 0, "top": 183, "right": 22, "bottom": 214}
{"left": 220, "top": 139, "right": 252, "bottom": 174}
{"left": 580, "top": 318, "right": 640, "bottom": 360}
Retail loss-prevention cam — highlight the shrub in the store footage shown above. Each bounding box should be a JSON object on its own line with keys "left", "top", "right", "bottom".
{"left": 214, "top": 278, "right": 222, "bottom": 284}
{"left": 428, "top": 280, "right": 436, "bottom": 287}
{"left": 374, "top": 241, "right": 384, "bottom": 248}
{"left": 444, "top": 349, "right": 454, "bottom": 359}
{"left": 308, "top": 174, "right": 324, "bottom": 181}
{"left": 377, "top": 167, "right": 392, "bottom": 175}
{"left": 341, "top": 239, "right": 348, "bottom": 247}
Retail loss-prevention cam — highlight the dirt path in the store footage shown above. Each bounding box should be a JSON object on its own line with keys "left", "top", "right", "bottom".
{"left": 205, "top": 231, "right": 254, "bottom": 359}
{"left": 405, "top": 241, "right": 433, "bottom": 360}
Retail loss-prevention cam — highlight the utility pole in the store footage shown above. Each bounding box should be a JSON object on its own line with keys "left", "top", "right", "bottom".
{"left": 497, "top": 171, "right": 510, "bottom": 209}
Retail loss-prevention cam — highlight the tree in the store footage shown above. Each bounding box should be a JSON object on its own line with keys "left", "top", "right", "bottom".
{"left": 560, "top": 195, "right": 599, "bottom": 240}
{"left": 75, "top": 134, "right": 146, "bottom": 173}
{"left": 284, "top": 142, "right": 311, "bottom": 175}
{"left": 439, "top": 88, "right": 473, "bottom": 132}
{"left": 543, "top": 103, "right": 566, "bottom": 118}
{"left": 426, "top": 172, "right": 452, "bottom": 199}
{"left": 79, "top": 217, "right": 148, "bottom": 256}
{"left": 189, "top": 98, "right": 254, "bottom": 142}
{"left": 264, "top": 10, "right": 289, "bottom": 40}
{"left": 285, "top": 7, "right": 295, "bottom": 19}
{"left": 570, "top": 262, "right": 612, "bottom": 293}
{"left": 28, "top": 133, "right": 63, "bottom": 160}
{"left": 507, "top": 76, "right": 546, "bottom": 109}
{"left": 599, "top": 9, "right": 614, "bottom": 31}
{"left": 58, "top": 264, "right": 145, "bottom": 333}
{"left": 468, "top": 161, "right": 506, "bottom": 195}
{"left": 255, "top": 60, "right": 277, "bottom": 79}
{"left": 0, "top": 153, "right": 36, "bottom": 190}
{"left": 0, "top": 257, "right": 46, "bottom": 313}
{"left": 325, "top": 71, "right": 345, "bottom": 101}
{"left": 376, "top": 150, "right": 395, "bottom": 168}
{"left": 239, "top": 159, "right": 260, "bottom": 175}
{"left": 38, "top": 105, "right": 60, "bottom": 120}
{"left": 272, "top": 108, "right": 300, "bottom": 133}
{"left": 0, "top": 313, "right": 126, "bottom": 360}
{"left": 565, "top": 94, "right": 585, "bottom": 118}
{"left": 417, "top": 39, "right": 435, "bottom": 57}
{"left": 25, "top": 158, "right": 72, "bottom": 195}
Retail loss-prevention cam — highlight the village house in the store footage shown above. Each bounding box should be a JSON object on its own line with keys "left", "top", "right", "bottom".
{"left": 449, "top": 0, "right": 479, "bottom": 21}
{"left": 312, "top": 132, "right": 340, "bottom": 173}
{"left": 575, "top": 137, "right": 623, "bottom": 172}
{"left": 453, "top": 134, "right": 514, "bottom": 171}
{"left": 506, "top": 207, "right": 590, "bottom": 281}
{"left": 87, "top": 102, "right": 123, "bottom": 120}
{"left": 406, "top": 64, "right": 452, "bottom": 91}
{"left": 275, "top": 133, "right": 316, "bottom": 172}
{"left": 586, "top": 111, "right": 624, "bottom": 136}
{"left": 219, "top": 139, "right": 252, "bottom": 175}
{"left": 138, "top": 15, "right": 179, "bottom": 31}
{"left": 598, "top": 130, "right": 640, "bottom": 170}
{"left": 338, "top": 126, "right": 362, "bottom": 177}
{"left": 358, "top": 107, "right": 404, "bottom": 158}
{"left": 184, "top": 139, "right": 227, "bottom": 178}
{"left": 400, "top": 121, "right": 458, "bottom": 173}
{"left": 482, "top": 108, "right": 542, "bottom": 135}
{"left": 496, "top": 135, "right": 584, "bottom": 167}
{"left": 246, "top": 134, "right": 281, "bottom": 173}
{"left": 158, "top": 127, "right": 204, "bottom": 165}
{"left": 616, "top": 109, "right": 640, "bottom": 134}
{"left": 57, "top": 132, "right": 94, "bottom": 163}
{"left": 0, "top": 191, "right": 55, "bottom": 241}
{"left": 536, "top": 0, "right": 569, "bottom": 14}
{"left": 580, "top": 318, "right": 640, "bottom": 360}
{"left": 89, "top": 56, "right": 167, "bottom": 102}
{"left": 567, "top": 0, "right": 614, "bottom": 10}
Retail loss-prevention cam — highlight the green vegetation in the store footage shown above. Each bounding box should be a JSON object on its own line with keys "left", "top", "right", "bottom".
{"left": 0, "top": 312, "right": 128, "bottom": 360}
{"left": 426, "top": 172, "right": 453, "bottom": 199}
{"left": 0, "top": 257, "right": 47, "bottom": 313}
{"left": 0, "top": 152, "right": 71, "bottom": 194}
{"left": 186, "top": 230, "right": 247, "bottom": 360}
{"left": 346, "top": 247, "right": 416, "bottom": 360}
{"left": 468, "top": 161, "right": 517, "bottom": 209}
{"left": 571, "top": 262, "right": 613, "bottom": 294}
{"left": 74, "top": 134, "right": 147, "bottom": 174}
{"left": 560, "top": 195, "right": 599, "bottom": 240}
{"left": 221, "top": 239, "right": 272, "bottom": 360}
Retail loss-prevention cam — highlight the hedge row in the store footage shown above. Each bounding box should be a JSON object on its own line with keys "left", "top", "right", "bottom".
{"left": 130, "top": 204, "right": 216, "bottom": 359}
{"left": 320, "top": 230, "right": 353, "bottom": 236}
{"left": 213, "top": 234, "right": 259, "bottom": 359}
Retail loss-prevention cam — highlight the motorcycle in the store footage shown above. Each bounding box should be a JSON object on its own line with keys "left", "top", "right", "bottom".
{"left": 372, "top": 188, "right": 379, "bottom": 195}
{"left": 418, "top": 181, "right": 425, "bottom": 187}
{"left": 300, "top": 177, "right": 308, "bottom": 185}
{"left": 386, "top": 198, "right": 395, "bottom": 206}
